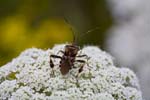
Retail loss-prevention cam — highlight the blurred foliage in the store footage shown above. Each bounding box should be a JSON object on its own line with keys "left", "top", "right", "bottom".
{"left": 0, "top": 0, "right": 112, "bottom": 66}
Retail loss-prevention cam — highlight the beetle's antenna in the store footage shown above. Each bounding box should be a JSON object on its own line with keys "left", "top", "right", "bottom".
{"left": 63, "top": 18, "right": 77, "bottom": 45}
{"left": 63, "top": 17, "right": 101, "bottom": 44}
{"left": 80, "top": 27, "right": 100, "bottom": 38}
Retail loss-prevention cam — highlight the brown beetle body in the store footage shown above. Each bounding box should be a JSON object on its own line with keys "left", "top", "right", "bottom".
{"left": 50, "top": 43, "right": 84, "bottom": 75}
{"left": 50, "top": 43, "right": 87, "bottom": 75}
{"left": 59, "top": 45, "right": 79, "bottom": 75}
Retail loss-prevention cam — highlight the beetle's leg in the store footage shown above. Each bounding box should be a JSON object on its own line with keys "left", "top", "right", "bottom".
{"left": 50, "top": 55, "right": 62, "bottom": 76}
{"left": 75, "top": 53, "right": 90, "bottom": 67}
{"left": 76, "top": 54, "right": 88, "bottom": 58}
{"left": 76, "top": 54, "right": 90, "bottom": 62}
{"left": 57, "top": 50, "right": 65, "bottom": 55}
{"left": 50, "top": 55, "right": 62, "bottom": 68}
{"left": 76, "top": 60, "right": 86, "bottom": 63}
{"left": 75, "top": 56, "right": 91, "bottom": 76}
{"left": 76, "top": 60, "right": 86, "bottom": 70}
{"left": 75, "top": 60, "right": 86, "bottom": 77}
{"left": 50, "top": 55, "right": 62, "bottom": 59}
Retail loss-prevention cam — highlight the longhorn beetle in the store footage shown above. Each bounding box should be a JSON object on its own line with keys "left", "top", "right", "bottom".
{"left": 49, "top": 20, "right": 99, "bottom": 76}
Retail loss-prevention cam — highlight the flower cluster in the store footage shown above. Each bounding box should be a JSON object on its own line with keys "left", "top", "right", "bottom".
{"left": 0, "top": 44, "right": 142, "bottom": 100}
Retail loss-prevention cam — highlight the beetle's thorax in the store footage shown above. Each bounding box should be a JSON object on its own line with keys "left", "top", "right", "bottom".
{"left": 64, "top": 44, "right": 79, "bottom": 57}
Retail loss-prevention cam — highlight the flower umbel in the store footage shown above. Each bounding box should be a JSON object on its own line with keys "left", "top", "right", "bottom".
{"left": 0, "top": 44, "right": 142, "bottom": 100}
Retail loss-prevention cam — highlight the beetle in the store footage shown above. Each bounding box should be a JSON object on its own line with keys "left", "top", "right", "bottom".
{"left": 49, "top": 32, "right": 88, "bottom": 76}
{"left": 49, "top": 20, "right": 99, "bottom": 76}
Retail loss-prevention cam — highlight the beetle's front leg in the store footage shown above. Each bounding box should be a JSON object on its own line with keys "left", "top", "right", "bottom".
{"left": 50, "top": 55, "right": 62, "bottom": 76}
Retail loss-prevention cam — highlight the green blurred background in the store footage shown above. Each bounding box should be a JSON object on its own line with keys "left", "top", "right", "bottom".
{"left": 0, "top": 0, "right": 113, "bottom": 66}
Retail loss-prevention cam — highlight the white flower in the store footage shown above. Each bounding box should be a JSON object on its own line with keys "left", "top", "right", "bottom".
{"left": 0, "top": 44, "right": 143, "bottom": 100}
